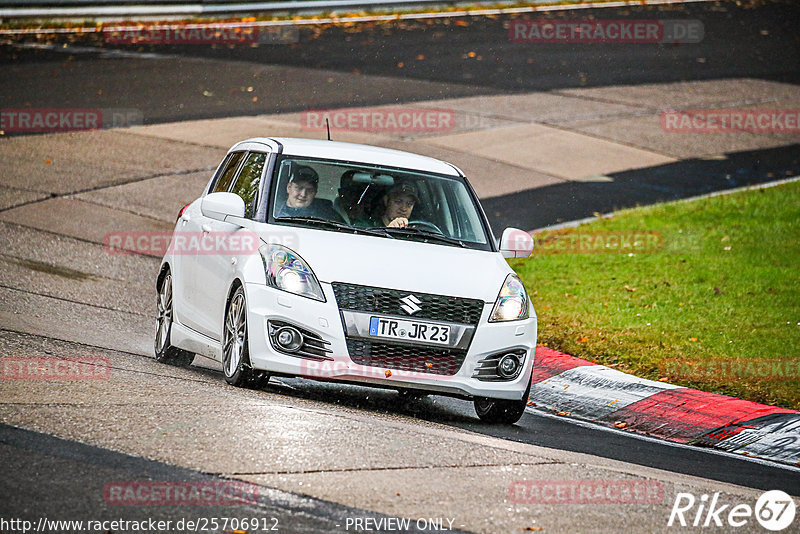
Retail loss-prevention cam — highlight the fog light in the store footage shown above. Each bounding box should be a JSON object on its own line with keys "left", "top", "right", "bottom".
{"left": 498, "top": 354, "right": 520, "bottom": 378}
{"left": 275, "top": 326, "right": 303, "bottom": 352}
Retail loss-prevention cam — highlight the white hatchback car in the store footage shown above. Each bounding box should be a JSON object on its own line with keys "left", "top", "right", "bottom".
{"left": 156, "top": 138, "right": 537, "bottom": 424}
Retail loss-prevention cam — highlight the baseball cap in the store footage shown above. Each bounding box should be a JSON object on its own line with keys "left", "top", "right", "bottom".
{"left": 289, "top": 165, "right": 319, "bottom": 185}
{"left": 386, "top": 182, "right": 418, "bottom": 201}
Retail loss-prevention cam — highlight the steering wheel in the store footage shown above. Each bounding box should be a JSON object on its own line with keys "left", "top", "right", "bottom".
{"left": 407, "top": 220, "right": 444, "bottom": 235}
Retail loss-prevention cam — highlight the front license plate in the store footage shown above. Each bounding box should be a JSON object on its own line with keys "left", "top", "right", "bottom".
{"left": 368, "top": 316, "right": 450, "bottom": 345}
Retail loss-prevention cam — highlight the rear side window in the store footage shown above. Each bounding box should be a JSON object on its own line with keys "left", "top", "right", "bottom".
{"left": 211, "top": 151, "right": 245, "bottom": 194}
{"left": 230, "top": 152, "right": 267, "bottom": 218}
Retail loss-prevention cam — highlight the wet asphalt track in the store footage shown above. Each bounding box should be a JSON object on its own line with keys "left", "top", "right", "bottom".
{"left": 1, "top": 0, "right": 800, "bottom": 531}
{"left": 1, "top": 1, "right": 798, "bottom": 124}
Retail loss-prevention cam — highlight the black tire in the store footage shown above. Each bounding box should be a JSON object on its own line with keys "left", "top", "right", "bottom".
{"left": 473, "top": 373, "right": 532, "bottom": 425}
{"left": 222, "top": 285, "right": 270, "bottom": 389}
{"left": 154, "top": 271, "right": 195, "bottom": 367}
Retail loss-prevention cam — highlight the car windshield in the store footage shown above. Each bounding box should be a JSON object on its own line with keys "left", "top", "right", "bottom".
{"left": 269, "top": 156, "right": 491, "bottom": 249}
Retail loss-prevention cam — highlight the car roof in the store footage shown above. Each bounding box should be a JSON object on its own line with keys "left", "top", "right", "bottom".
{"left": 232, "top": 137, "right": 462, "bottom": 177}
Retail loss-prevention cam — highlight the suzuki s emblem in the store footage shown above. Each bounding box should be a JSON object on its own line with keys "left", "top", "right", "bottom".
{"left": 400, "top": 294, "right": 422, "bottom": 315}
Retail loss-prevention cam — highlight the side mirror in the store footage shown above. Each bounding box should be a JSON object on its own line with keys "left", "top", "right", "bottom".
{"left": 201, "top": 192, "right": 245, "bottom": 222}
{"left": 499, "top": 228, "right": 534, "bottom": 258}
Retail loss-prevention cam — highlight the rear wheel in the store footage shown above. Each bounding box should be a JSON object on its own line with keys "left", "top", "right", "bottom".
{"left": 222, "top": 285, "right": 269, "bottom": 389}
{"left": 154, "top": 271, "right": 194, "bottom": 367}
{"left": 473, "top": 376, "right": 531, "bottom": 425}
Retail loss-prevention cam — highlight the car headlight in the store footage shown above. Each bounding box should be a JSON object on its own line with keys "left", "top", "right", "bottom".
{"left": 260, "top": 244, "right": 325, "bottom": 301}
{"left": 489, "top": 274, "right": 530, "bottom": 322}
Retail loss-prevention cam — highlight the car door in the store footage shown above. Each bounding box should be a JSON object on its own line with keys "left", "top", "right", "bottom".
{"left": 178, "top": 150, "right": 246, "bottom": 335}
{"left": 191, "top": 150, "right": 268, "bottom": 341}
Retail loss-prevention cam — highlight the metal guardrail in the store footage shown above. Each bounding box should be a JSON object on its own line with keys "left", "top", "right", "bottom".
{"left": 0, "top": 0, "right": 480, "bottom": 18}
{"left": 0, "top": 0, "right": 709, "bottom": 20}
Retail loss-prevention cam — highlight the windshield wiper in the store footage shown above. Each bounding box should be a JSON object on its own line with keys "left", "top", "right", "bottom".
{"left": 274, "top": 216, "right": 395, "bottom": 238}
{"left": 383, "top": 227, "right": 468, "bottom": 248}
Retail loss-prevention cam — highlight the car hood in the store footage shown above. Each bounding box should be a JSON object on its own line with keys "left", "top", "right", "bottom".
{"left": 259, "top": 225, "right": 512, "bottom": 303}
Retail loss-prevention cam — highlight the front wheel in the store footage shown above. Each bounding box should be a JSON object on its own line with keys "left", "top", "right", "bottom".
{"left": 154, "top": 271, "right": 194, "bottom": 367}
{"left": 473, "top": 377, "right": 531, "bottom": 425}
{"left": 222, "top": 285, "right": 269, "bottom": 389}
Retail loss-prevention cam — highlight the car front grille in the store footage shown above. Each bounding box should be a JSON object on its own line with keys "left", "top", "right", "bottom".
{"left": 331, "top": 282, "right": 484, "bottom": 326}
{"left": 333, "top": 282, "right": 483, "bottom": 376}
{"left": 346, "top": 339, "right": 467, "bottom": 376}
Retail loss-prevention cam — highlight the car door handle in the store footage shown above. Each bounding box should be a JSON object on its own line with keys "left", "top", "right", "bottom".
{"left": 201, "top": 224, "right": 212, "bottom": 233}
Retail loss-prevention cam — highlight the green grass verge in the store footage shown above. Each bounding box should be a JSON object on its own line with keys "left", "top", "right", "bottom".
{"left": 512, "top": 180, "right": 800, "bottom": 409}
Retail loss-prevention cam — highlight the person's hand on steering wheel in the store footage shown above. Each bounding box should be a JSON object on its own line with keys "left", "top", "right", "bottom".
{"left": 386, "top": 217, "right": 409, "bottom": 228}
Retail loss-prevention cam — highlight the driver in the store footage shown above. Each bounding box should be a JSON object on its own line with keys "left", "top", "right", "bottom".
{"left": 379, "top": 183, "right": 418, "bottom": 228}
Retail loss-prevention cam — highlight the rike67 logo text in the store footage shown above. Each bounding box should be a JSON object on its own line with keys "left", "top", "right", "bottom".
{"left": 668, "top": 490, "right": 795, "bottom": 531}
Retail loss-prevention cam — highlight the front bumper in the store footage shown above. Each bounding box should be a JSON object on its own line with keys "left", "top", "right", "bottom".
{"left": 244, "top": 282, "right": 537, "bottom": 400}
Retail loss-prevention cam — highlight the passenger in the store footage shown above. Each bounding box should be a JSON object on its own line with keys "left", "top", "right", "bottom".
{"left": 275, "top": 165, "right": 341, "bottom": 221}
{"left": 334, "top": 170, "right": 372, "bottom": 225}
